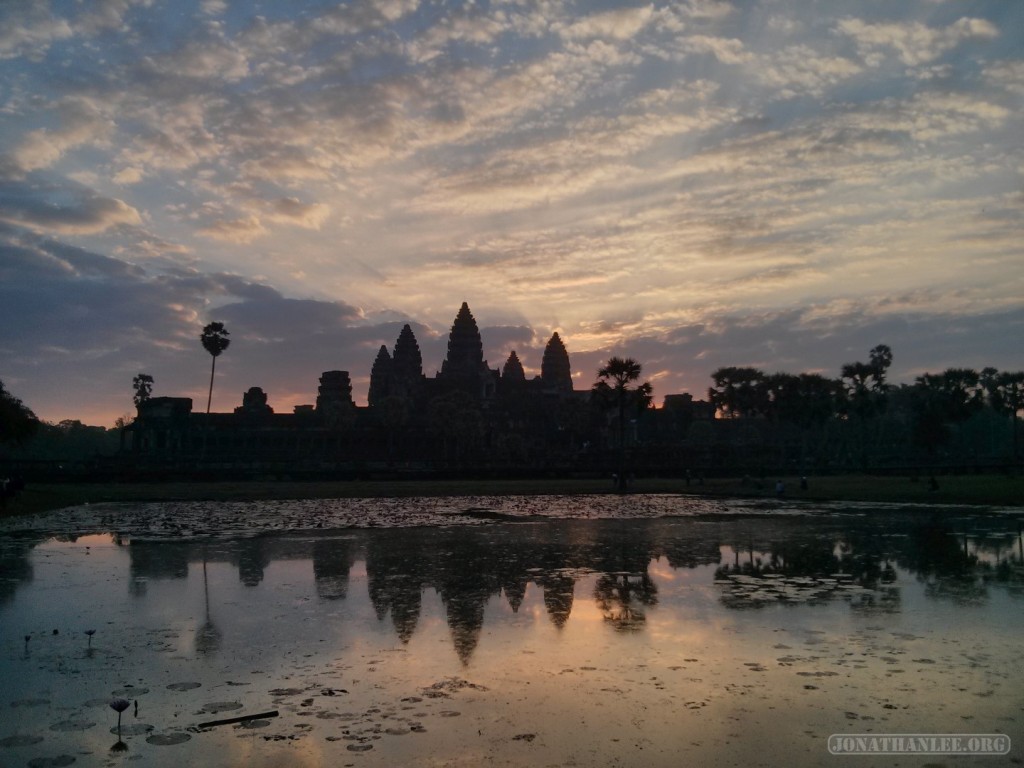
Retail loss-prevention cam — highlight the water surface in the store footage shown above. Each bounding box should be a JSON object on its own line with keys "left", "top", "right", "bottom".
{"left": 1, "top": 495, "right": 1022, "bottom": 766}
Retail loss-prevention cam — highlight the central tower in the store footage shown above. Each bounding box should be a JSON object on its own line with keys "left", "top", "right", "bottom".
{"left": 441, "top": 302, "right": 484, "bottom": 378}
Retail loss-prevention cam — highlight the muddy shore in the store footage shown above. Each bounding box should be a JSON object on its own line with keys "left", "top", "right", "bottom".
{"left": 4, "top": 473, "right": 1021, "bottom": 518}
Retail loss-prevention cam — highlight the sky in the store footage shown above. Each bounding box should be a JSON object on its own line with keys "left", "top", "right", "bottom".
{"left": 1, "top": 0, "right": 1021, "bottom": 426}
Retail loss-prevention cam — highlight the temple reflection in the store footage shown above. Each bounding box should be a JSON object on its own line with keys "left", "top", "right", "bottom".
{"left": 8, "top": 514, "right": 1018, "bottom": 663}
{"left": 314, "top": 537, "right": 355, "bottom": 601}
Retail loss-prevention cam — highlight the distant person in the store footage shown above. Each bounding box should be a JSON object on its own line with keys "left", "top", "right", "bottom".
{"left": 775, "top": 480, "right": 785, "bottom": 497}
{"left": 800, "top": 476, "right": 808, "bottom": 491}
{"left": 929, "top": 476, "right": 939, "bottom": 491}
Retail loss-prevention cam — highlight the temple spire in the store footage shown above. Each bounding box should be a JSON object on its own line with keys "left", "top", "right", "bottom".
{"left": 502, "top": 350, "right": 526, "bottom": 382}
{"left": 541, "top": 332, "right": 572, "bottom": 394}
{"left": 441, "top": 302, "right": 484, "bottom": 378}
{"left": 368, "top": 345, "right": 393, "bottom": 408}
{"left": 393, "top": 324, "right": 423, "bottom": 380}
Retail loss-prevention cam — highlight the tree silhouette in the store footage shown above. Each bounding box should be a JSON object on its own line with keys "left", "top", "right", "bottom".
{"left": 708, "top": 366, "right": 769, "bottom": 419}
{"left": 764, "top": 372, "right": 844, "bottom": 473}
{"left": 0, "top": 379, "right": 39, "bottom": 445}
{"left": 594, "top": 357, "right": 652, "bottom": 492}
{"left": 132, "top": 373, "right": 153, "bottom": 408}
{"left": 985, "top": 370, "right": 1024, "bottom": 460}
{"left": 200, "top": 322, "right": 231, "bottom": 414}
{"left": 840, "top": 344, "right": 893, "bottom": 469}
{"left": 910, "top": 368, "right": 983, "bottom": 463}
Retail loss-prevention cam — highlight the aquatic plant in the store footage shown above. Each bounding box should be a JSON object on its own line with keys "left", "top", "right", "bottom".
{"left": 109, "top": 698, "right": 130, "bottom": 736}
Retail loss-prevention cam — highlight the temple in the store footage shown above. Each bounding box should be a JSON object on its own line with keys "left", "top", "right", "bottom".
{"left": 127, "top": 302, "right": 711, "bottom": 477}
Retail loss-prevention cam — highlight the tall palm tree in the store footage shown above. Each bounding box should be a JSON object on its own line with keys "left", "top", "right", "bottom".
{"left": 132, "top": 373, "right": 154, "bottom": 408}
{"left": 200, "top": 322, "right": 230, "bottom": 414}
{"left": 594, "top": 357, "right": 652, "bottom": 493}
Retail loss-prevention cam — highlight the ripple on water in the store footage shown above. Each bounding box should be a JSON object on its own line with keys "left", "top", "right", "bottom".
{"left": 111, "top": 687, "right": 149, "bottom": 697}
{"left": 111, "top": 723, "right": 154, "bottom": 736}
{"left": 10, "top": 699, "right": 50, "bottom": 708}
{"left": 0, "top": 734, "right": 44, "bottom": 747}
{"left": 48, "top": 721, "right": 95, "bottom": 732}
{"left": 167, "top": 682, "right": 202, "bottom": 692}
{"left": 27, "top": 756, "right": 76, "bottom": 767}
{"left": 198, "top": 702, "right": 243, "bottom": 714}
{"left": 146, "top": 732, "right": 192, "bottom": 746}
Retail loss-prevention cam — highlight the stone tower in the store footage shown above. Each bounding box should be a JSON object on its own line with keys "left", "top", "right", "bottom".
{"left": 441, "top": 302, "right": 485, "bottom": 378}
{"left": 316, "top": 370, "right": 354, "bottom": 416}
{"left": 502, "top": 351, "right": 526, "bottom": 382}
{"left": 541, "top": 332, "right": 573, "bottom": 395}
{"left": 368, "top": 345, "right": 393, "bottom": 408}
{"left": 391, "top": 324, "right": 423, "bottom": 401}
{"left": 393, "top": 324, "right": 423, "bottom": 380}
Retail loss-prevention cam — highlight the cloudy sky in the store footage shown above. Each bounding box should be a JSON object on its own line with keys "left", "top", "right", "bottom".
{"left": 1, "top": 0, "right": 1021, "bottom": 425}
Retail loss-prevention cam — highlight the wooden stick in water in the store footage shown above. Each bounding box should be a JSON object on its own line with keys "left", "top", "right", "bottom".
{"left": 197, "top": 710, "right": 279, "bottom": 728}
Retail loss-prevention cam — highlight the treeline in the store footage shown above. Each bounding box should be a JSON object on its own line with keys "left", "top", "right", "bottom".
{"left": 698, "top": 345, "right": 1022, "bottom": 472}
{"left": 1, "top": 381, "right": 123, "bottom": 470}
{"left": 2, "top": 343, "right": 1022, "bottom": 479}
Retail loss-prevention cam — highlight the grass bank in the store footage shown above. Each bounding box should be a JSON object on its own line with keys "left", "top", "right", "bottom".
{"left": 3, "top": 473, "right": 1021, "bottom": 518}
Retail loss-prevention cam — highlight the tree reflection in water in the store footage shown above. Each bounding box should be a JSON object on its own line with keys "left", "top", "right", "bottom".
{"left": 594, "top": 572, "right": 657, "bottom": 631}
{"left": 11, "top": 510, "right": 1020, "bottom": 664}
{"left": 195, "top": 547, "right": 222, "bottom": 656}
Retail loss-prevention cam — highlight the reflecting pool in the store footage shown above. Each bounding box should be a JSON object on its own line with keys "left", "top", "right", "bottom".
{"left": 1, "top": 495, "right": 1022, "bottom": 766}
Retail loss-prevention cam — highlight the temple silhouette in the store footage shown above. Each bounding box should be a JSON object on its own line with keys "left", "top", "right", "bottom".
{"left": 127, "top": 302, "right": 709, "bottom": 477}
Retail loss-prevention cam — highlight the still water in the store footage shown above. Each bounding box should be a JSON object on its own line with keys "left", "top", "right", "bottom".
{"left": 1, "top": 495, "right": 1022, "bottom": 767}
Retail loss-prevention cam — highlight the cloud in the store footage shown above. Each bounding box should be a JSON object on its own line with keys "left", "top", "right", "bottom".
{"left": 838, "top": 16, "right": 999, "bottom": 67}
{"left": 0, "top": 1, "right": 73, "bottom": 59}
{"left": 200, "top": 0, "right": 228, "bottom": 16}
{"left": 75, "top": 0, "right": 143, "bottom": 35}
{"left": 138, "top": 34, "right": 250, "bottom": 83}
{"left": 555, "top": 5, "right": 655, "bottom": 41}
{"left": 0, "top": 0, "right": 1019, "bottom": 424}
{"left": 12, "top": 98, "right": 113, "bottom": 172}
{"left": 0, "top": 178, "right": 142, "bottom": 234}
{"left": 197, "top": 215, "right": 267, "bottom": 243}
{"left": 2, "top": 218, "right": 1021, "bottom": 426}
{"left": 754, "top": 46, "right": 863, "bottom": 97}
{"left": 984, "top": 59, "right": 1024, "bottom": 96}
{"left": 215, "top": 296, "right": 364, "bottom": 341}
{"left": 676, "top": 34, "right": 750, "bottom": 64}
{"left": 264, "top": 198, "right": 330, "bottom": 229}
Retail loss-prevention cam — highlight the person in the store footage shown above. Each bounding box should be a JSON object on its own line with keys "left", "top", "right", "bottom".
{"left": 800, "top": 476, "right": 808, "bottom": 491}
{"left": 775, "top": 480, "right": 785, "bottom": 497}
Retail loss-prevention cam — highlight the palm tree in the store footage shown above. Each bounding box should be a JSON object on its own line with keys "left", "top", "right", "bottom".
{"left": 131, "top": 373, "right": 153, "bottom": 408}
{"left": 200, "top": 322, "right": 230, "bottom": 414}
{"left": 594, "top": 357, "right": 652, "bottom": 493}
